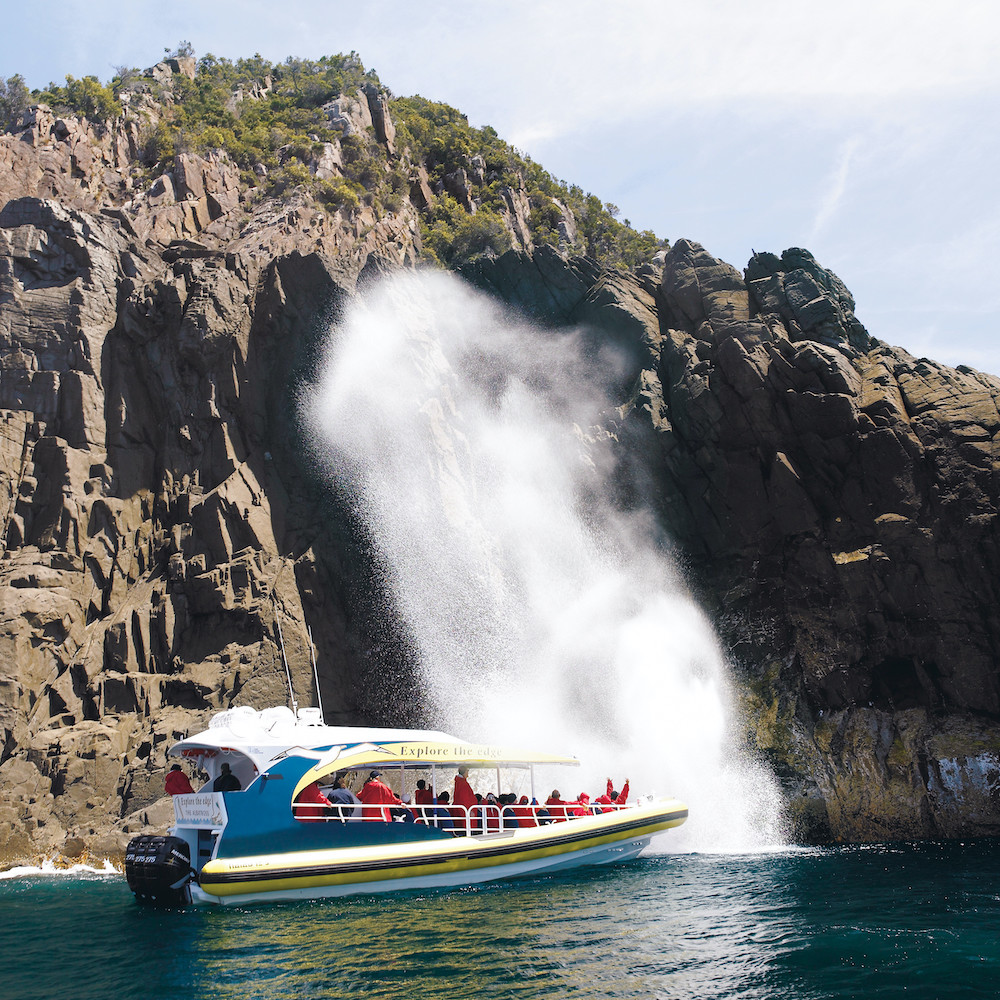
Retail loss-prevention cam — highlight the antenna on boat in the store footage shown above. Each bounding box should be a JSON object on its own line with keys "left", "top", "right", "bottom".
{"left": 273, "top": 597, "right": 298, "bottom": 716}
{"left": 308, "top": 625, "right": 325, "bottom": 721}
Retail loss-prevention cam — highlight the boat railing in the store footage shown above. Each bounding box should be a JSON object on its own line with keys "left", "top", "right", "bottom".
{"left": 291, "top": 799, "right": 634, "bottom": 833}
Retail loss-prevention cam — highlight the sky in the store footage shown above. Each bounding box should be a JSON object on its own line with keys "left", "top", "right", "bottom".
{"left": 2, "top": 0, "right": 999, "bottom": 372}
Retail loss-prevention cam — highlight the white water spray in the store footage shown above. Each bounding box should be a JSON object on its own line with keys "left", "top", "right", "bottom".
{"left": 0, "top": 858, "right": 120, "bottom": 879}
{"left": 307, "top": 269, "right": 784, "bottom": 851}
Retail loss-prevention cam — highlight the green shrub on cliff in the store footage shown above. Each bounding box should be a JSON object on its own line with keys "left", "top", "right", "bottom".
{"left": 316, "top": 177, "right": 361, "bottom": 212}
{"left": 36, "top": 74, "right": 121, "bottom": 121}
{"left": 421, "top": 196, "right": 512, "bottom": 267}
{"left": 391, "top": 95, "right": 667, "bottom": 271}
{"left": 574, "top": 193, "right": 664, "bottom": 268}
{"left": 0, "top": 74, "right": 30, "bottom": 131}
{"left": 120, "top": 51, "right": 399, "bottom": 213}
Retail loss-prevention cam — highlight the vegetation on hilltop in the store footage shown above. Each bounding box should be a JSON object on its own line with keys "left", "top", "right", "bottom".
{"left": 392, "top": 95, "right": 666, "bottom": 269}
{"left": 2, "top": 46, "right": 667, "bottom": 272}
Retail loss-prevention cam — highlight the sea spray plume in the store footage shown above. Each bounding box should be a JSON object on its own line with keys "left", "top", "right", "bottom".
{"left": 306, "top": 269, "right": 784, "bottom": 850}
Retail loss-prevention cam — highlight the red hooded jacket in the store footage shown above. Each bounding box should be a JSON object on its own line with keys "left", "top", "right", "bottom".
{"left": 594, "top": 779, "right": 629, "bottom": 808}
{"left": 295, "top": 780, "right": 332, "bottom": 822}
{"left": 453, "top": 773, "right": 480, "bottom": 830}
{"left": 165, "top": 769, "right": 194, "bottom": 796}
{"left": 512, "top": 796, "right": 538, "bottom": 827}
{"left": 359, "top": 776, "right": 402, "bottom": 821}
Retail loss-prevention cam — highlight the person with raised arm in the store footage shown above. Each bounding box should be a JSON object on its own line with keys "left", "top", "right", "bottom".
{"left": 594, "top": 778, "right": 630, "bottom": 808}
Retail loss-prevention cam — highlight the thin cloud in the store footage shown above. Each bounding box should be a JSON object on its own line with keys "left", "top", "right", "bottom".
{"left": 810, "top": 137, "right": 861, "bottom": 241}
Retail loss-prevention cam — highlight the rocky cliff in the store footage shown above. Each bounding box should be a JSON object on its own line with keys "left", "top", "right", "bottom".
{"left": 1, "top": 59, "right": 999, "bottom": 862}
{"left": 468, "top": 242, "right": 1000, "bottom": 841}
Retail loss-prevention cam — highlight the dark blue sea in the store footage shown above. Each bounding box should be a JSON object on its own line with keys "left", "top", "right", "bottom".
{"left": 2, "top": 842, "right": 997, "bottom": 999}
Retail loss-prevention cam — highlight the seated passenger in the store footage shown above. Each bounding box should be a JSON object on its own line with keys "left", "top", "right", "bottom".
{"left": 295, "top": 780, "right": 332, "bottom": 821}
{"left": 482, "top": 792, "right": 502, "bottom": 832}
{"left": 512, "top": 794, "right": 538, "bottom": 828}
{"left": 327, "top": 776, "right": 361, "bottom": 821}
{"left": 358, "top": 770, "right": 402, "bottom": 821}
{"left": 165, "top": 764, "right": 194, "bottom": 796}
{"left": 413, "top": 780, "right": 434, "bottom": 822}
{"left": 500, "top": 793, "right": 519, "bottom": 829}
{"left": 431, "top": 790, "right": 455, "bottom": 830}
{"left": 213, "top": 762, "right": 241, "bottom": 792}
{"left": 532, "top": 797, "right": 554, "bottom": 824}
{"left": 397, "top": 793, "right": 416, "bottom": 823}
{"left": 545, "top": 789, "right": 569, "bottom": 821}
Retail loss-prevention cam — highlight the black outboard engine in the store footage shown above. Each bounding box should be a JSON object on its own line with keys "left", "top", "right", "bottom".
{"left": 125, "top": 835, "right": 192, "bottom": 906}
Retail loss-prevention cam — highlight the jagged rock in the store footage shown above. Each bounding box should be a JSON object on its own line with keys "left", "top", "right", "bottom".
{"left": 363, "top": 84, "right": 396, "bottom": 154}
{"left": 444, "top": 167, "right": 475, "bottom": 213}
{"left": 0, "top": 92, "right": 425, "bottom": 864}
{"left": 2, "top": 69, "right": 1000, "bottom": 862}
{"left": 747, "top": 248, "right": 870, "bottom": 352}
{"left": 409, "top": 166, "right": 435, "bottom": 210}
{"left": 466, "top": 238, "right": 1000, "bottom": 842}
{"left": 322, "top": 95, "right": 373, "bottom": 137}
{"left": 498, "top": 185, "right": 532, "bottom": 248}
{"left": 226, "top": 76, "right": 272, "bottom": 116}
{"left": 166, "top": 57, "right": 197, "bottom": 81}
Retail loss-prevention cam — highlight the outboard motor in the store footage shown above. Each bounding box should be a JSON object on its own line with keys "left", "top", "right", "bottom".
{"left": 125, "top": 835, "right": 192, "bottom": 906}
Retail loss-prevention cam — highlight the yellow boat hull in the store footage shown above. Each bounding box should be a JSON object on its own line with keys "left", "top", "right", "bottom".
{"left": 194, "top": 799, "right": 687, "bottom": 904}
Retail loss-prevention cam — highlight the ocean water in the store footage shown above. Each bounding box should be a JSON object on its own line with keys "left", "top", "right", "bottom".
{"left": 2, "top": 841, "right": 997, "bottom": 1000}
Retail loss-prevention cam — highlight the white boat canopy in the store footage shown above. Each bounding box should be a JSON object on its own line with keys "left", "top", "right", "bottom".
{"left": 166, "top": 706, "right": 579, "bottom": 792}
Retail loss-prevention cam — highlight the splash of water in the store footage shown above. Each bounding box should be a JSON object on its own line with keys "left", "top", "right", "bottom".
{"left": 307, "top": 269, "right": 784, "bottom": 851}
{"left": 0, "top": 857, "right": 120, "bottom": 879}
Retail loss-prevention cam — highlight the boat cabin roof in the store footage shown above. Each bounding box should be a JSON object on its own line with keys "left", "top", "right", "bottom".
{"left": 168, "top": 706, "right": 579, "bottom": 781}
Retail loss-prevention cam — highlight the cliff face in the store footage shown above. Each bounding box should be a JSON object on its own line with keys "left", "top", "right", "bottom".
{"left": 1, "top": 64, "right": 999, "bottom": 862}
{"left": 469, "top": 243, "right": 1000, "bottom": 841}
{"left": 0, "top": 90, "right": 427, "bottom": 861}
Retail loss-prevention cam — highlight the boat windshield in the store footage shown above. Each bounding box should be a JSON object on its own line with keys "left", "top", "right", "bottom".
{"left": 291, "top": 740, "right": 578, "bottom": 802}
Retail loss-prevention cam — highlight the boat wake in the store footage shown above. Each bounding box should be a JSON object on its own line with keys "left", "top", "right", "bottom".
{"left": 307, "top": 269, "right": 785, "bottom": 852}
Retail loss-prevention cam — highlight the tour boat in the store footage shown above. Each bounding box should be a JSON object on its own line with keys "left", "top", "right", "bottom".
{"left": 124, "top": 705, "right": 688, "bottom": 905}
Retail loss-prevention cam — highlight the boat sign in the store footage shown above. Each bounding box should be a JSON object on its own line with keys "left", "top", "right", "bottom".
{"left": 172, "top": 792, "right": 228, "bottom": 828}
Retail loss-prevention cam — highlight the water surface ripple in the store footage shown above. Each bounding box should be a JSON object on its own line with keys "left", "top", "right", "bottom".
{"left": 2, "top": 842, "right": 997, "bottom": 999}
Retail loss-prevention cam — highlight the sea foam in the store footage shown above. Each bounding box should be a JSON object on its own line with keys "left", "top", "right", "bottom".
{"left": 0, "top": 857, "right": 120, "bottom": 880}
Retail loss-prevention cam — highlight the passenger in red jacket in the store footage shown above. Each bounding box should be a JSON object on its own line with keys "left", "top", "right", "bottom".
{"left": 453, "top": 766, "right": 480, "bottom": 831}
{"left": 512, "top": 795, "right": 538, "bottom": 827}
{"left": 594, "top": 778, "right": 630, "bottom": 809}
{"left": 359, "top": 770, "right": 402, "bottom": 821}
{"left": 165, "top": 764, "right": 194, "bottom": 796}
{"left": 295, "top": 780, "right": 332, "bottom": 821}
{"left": 545, "top": 790, "right": 569, "bottom": 821}
{"left": 413, "top": 779, "right": 434, "bottom": 823}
